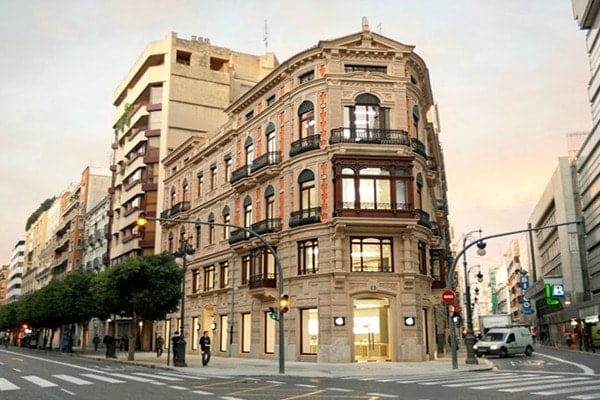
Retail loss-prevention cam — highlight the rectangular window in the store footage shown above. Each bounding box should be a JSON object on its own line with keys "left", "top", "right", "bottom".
{"left": 210, "top": 167, "right": 217, "bottom": 190}
{"left": 197, "top": 173, "right": 204, "bottom": 197}
{"left": 301, "top": 308, "right": 318, "bottom": 355}
{"left": 299, "top": 70, "right": 315, "bottom": 83}
{"left": 204, "top": 265, "right": 215, "bottom": 291}
{"left": 192, "top": 269, "right": 201, "bottom": 293}
{"left": 298, "top": 239, "right": 319, "bottom": 275}
{"left": 336, "top": 161, "right": 412, "bottom": 214}
{"left": 265, "top": 311, "right": 276, "bottom": 354}
{"left": 241, "top": 255, "right": 251, "bottom": 284}
{"left": 176, "top": 50, "right": 191, "bottom": 65}
{"left": 209, "top": 224, "right": 215, "bottom": 245}
{"left": 344, "top": 64, "right": 387, "bottom": 73}
{"left": 192, "top": 317, "right": 199, "bottom": 350}
{"left": 351, "top": 237, "right": 393, "bottom": 272}
{"left": 418, "top": 242, "right": 427, "bottom": 275}
{"left": 266, "top": 94, "right": 276, "bottom": 106}
{"left": 245, "top": 110, "right": 254, "bottom": 121}
{"left": 222, "top": 214, "right": 231, "bottom": 240}
{"left": 220, "top": 315, "right": 228, "bottom": 352}
{"left": 220, "top": 261, "right": 229, "bottom": 288}
{"left": 242, "top": 313, "right": 252, "bottom": 353}
{"left": 224, "top": 158, "right": 232, "bottom": 183}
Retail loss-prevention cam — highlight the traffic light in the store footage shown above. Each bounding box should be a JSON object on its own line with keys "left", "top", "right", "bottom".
{"left": 279, "top": 294, "right": 290, "bottom": 313}
{"left": 450, "top": 305, "right": 461, "bottom": 322}
{"left": 268, "top": 307, "right": 278, "bottom": 321}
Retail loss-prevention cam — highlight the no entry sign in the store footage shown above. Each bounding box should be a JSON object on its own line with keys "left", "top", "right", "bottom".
{"left": 442, "top": 289, "right": 456, "bottom": 304}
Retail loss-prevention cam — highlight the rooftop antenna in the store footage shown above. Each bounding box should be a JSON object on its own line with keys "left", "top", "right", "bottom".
{"left": 264, "top": 20, "right": 268, "bottom": 53}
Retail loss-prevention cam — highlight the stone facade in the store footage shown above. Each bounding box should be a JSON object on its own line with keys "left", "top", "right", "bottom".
{"left": 154, "top": 23, "right": 452, "bottom": 363}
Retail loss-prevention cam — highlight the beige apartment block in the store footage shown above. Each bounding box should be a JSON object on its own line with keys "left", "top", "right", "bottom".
{"left": 108, "top": 32, "right": 277, "bottom": 266}
{"left": 0, "top": 264, "right": 8, "bottom": 304}
{"left": 154, "top": 21, "right": 452, "bottom": 364}
{"left": 21, "top": 204, "right": 51, "bottom": 296}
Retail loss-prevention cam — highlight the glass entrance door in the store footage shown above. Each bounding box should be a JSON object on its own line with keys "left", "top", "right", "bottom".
{"left": 353, "top": 298, "right": 390, "bottom": 362}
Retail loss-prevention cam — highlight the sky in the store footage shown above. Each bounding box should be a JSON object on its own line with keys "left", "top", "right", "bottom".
{"left": 0, "top": 1, "right": 593, "bottom": 271}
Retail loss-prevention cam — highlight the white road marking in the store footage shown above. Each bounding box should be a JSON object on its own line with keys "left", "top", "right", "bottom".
{"left": 498, "top": 378, "right": 593, "bottom": 392}
{"left": 22, "top": 376, "right": 58, "bottom": 387}
{"left": 191, "top": 390, "right": 215, "bottom": 395}
{"left": 80, "top": 373, "right": 126, "bottom": 383}
{"left": 133, "top": 372, "right": 183, "bottom": 381}
{"left": 53, "top": 374, "right": 93, "bottom": 385}
{"left": 367, "top": 393, "right": 398, "bottom": 398}
{"left": 536, "top": 352, "right": 595, "bottom": 374}
{"left": 533, "top": 384, "right": 600, "bottom": 396}
{"left": 0, "top": 378, "right": 19, "bottom": 391}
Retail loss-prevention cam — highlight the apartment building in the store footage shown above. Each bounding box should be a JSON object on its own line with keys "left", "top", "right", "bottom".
{"left": 0, "top": 264, "right": 8, "bottom": 304}
{"left": 82, "top": 195, "right": 111, "bottom": 273}
{"left": 572, "top": 0, "right": 600, "bottom": 331}
{"left": 108, "top": 32, "right": 277, "bottom": 266}
{"left": 21, "top": 200, "right": 53, "bottom": 295}
{"left": 155, "top": 20, "right": 452, "bottom": 363}
{"left": 6, "top": 239, "right": 25, "bottom": 303}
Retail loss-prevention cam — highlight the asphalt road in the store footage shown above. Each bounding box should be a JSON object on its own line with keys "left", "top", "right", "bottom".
{"left": 1, "top": 346, "right": 599, "bottom": 399}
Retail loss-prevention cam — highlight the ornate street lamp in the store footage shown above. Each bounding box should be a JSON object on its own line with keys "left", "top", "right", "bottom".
{"left": 461, "top": 229, "right": 484, "bottom": 365}
{"left": 136, "top": 212, "right": 287, "bottom": 373}
{"left": 172, "top": 230, "right": 194, "bottom": 367}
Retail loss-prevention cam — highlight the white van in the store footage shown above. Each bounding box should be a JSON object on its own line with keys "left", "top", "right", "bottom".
{"left": 473, "top": 326, "right": 534, "bottom": 357}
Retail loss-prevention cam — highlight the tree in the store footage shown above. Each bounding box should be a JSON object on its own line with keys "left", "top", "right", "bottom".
{"left": 91, "top": 252, "right": 183, "bottom": 361}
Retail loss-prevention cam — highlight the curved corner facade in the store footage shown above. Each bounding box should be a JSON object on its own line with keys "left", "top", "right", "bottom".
{"left": 154, "top": 27, "right": 452, "bottom": 363}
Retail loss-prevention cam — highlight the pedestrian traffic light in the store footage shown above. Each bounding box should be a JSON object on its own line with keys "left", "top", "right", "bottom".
{"left": 268, "top": 307, "right": 278, "bottom": 321}
{"left": 279, "top": 294, "right": 290, "bottom": 313}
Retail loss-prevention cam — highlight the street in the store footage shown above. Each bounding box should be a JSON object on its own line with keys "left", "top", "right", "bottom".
{"left": 0, "top": 345, "right": 599, "bottom": 399}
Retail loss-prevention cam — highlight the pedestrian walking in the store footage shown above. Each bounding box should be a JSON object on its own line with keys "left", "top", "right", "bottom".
{"left": 156, "top": 335, "right": 164, "bottom": 357}
{"left": 92, "top": 334, "right": 100, "bottom": 352}
{"left": 199, "top": 330, "right": 211, "bottom": 367}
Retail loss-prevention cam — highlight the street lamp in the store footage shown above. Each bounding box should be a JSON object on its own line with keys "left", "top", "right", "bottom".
{"left": 172, "top": 230, "right": 194, "bottom": 367}
{"left": 461, "top": 229, "right": 484, "bottom": 365}
{"left": 136, "top": 212, "right": 287, "bottom": 374}
{"left": 445, "top": 217, "right": 584, "bottom": 370}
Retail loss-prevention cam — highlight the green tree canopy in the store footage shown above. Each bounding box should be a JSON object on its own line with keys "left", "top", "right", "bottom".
{"left": 91, "top": 252, "right": 183, "bottom": 360}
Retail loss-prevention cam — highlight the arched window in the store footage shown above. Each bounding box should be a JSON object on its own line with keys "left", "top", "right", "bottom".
{"left": 416, "top": 173, "right": 423, "bottom": 209}
{"left": 412, "top": 105, "right": 420, "bottom": 140}
{"left": 168, "top": 231, "right": 174, "bottom": 253}
{"left": 182, "top": 178, "right": 189, "bottom": 202}
{"left": 208, "top": 212, "right": 215, "bottom": 244}
{"left": 298, "top": 101, "right": 315, "bottom": 139}
{"left": 264, "top": 185, "right": 275, "bottom": 219}
{"left": 343, "top": 93, "right": 390, "bottom": 139}
{"left": 298, "top": 169, "right": 316, "bottom": 210}
{"left": 243, "top": 195, "right": 253, "bottom": 229}
{"left": 244, "top": 137, "right": 254, "bottom": 171}
{"left": 265, "top": 122, "right": 276, "bottom": 156}
{"left": 170, "top": 186, "right": 176, "bottom": 207}
{"left": 222, "top": 206, "right": 231, "bottom": 240}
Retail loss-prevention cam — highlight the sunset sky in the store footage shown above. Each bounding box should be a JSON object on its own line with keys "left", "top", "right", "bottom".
{"left": 0, "top": 1, "right": 593, "bottom": 270}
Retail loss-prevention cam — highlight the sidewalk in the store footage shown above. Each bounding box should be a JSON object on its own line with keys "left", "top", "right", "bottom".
{"left": 77, "top": 347, "right": 494, "bottom": 378}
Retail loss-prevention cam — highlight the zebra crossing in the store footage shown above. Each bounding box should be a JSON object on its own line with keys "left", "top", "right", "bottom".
{"left": 390, "top": 371, "right": 600, "bottom": 399}
{"left": 0, "top": 370, "right": 208, "bottom": 392}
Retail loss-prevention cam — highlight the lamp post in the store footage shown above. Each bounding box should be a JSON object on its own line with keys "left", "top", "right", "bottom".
{"left": 446, "top": 218, "right": 584, "bottom": 369}
{"left": 461, "top": 229, "right": 483, "bottom": 365}
{"left": 172, "top": 232, "right": 194, "bottom": 367}
{"left": 136, "top": 212, "right": 287, "bottom": 374}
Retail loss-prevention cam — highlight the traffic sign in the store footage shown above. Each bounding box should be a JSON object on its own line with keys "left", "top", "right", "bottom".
{"left": 442, "top": 289, "right": 456, "bottom": 304}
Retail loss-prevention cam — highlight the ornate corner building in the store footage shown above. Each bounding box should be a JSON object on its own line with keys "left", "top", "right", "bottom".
{"left": 110, "top": 21, "right": 452, "bottom": 363}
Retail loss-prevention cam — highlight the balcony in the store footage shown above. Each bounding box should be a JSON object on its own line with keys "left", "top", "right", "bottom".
{"left": 249, "top": 273, "right": 277, "bottom": 290}
{"left": 160, "top": 209, "right": 170, "bottom": 219}
{"left": 290, "top": 134, "right": 320, "bottom": 157}
{"left": 329, "top": 128, "right": 410, "bottom": 146}
{"left": 411, "top": 138, "right": 427, "bottom": 158}
{"left": 250, "top": 151, "right": 282, "bottom": 176}
{"left": 251, "top": 218, "right": 282, "bottom": 235}
{"left": 415, "top": 209, "right": 431, "bottom": 229}
{"left": 230, "top": 165, "right": 249, "bottom": 184}
{"left": 170, "top": 201, "right": 191, "bottom": 217}
{"left": 228, "top": 228, "right": 249, "bottom": 245}
{"left": 289, "top": 207, "right": 321, "bottom": 228}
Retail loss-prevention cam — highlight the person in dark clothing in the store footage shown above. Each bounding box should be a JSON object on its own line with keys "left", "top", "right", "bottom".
{"left": 199, "top": 331, "right": 211, "bottom": 366}
{"left": 171, "top": 331, "right": 180, "bottom": 360}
